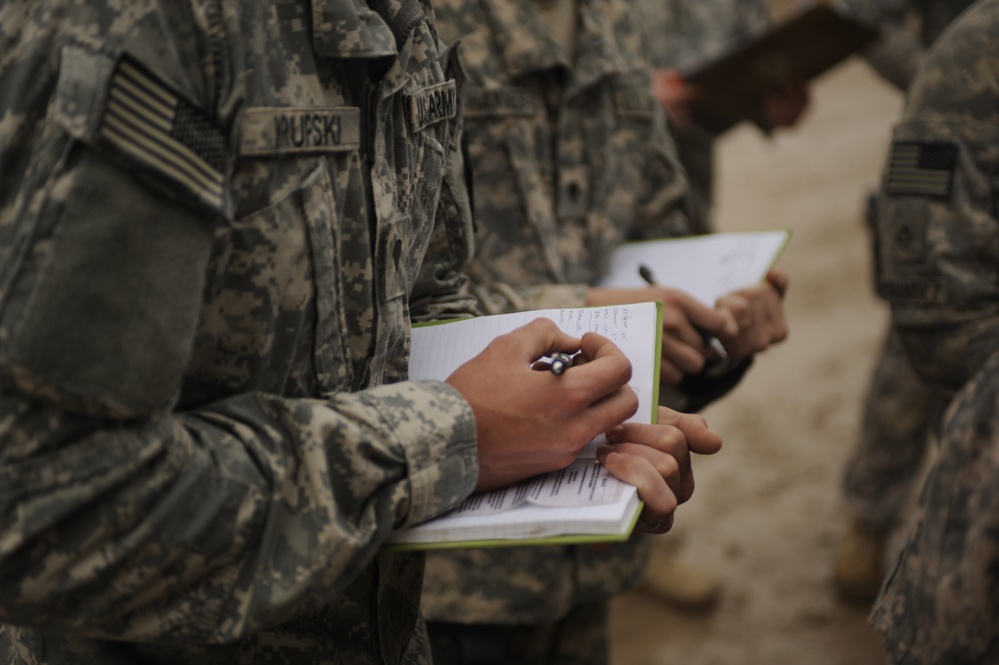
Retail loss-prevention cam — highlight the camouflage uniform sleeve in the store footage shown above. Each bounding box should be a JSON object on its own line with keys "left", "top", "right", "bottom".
{"left": 0, "top": 385, "right": 477, "bottom": 643}
{"left": 411, "top": 40, "right": 482, "bottom": 322}
{"left": 0, "top": 0, "right": 478, "bottom": 645}
{"left": 847, "top": 0, "right": 926, "bottom": 90}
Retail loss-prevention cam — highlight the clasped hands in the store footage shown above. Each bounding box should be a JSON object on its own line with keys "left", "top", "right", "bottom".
{"left": 444, "top": 318, "right": 723, "bottom": 534}
{"left": 588, "top": 268, "right": 789, "bottom": 385}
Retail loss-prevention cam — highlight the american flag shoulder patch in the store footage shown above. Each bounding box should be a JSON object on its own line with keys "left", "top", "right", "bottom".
{"left": 97, "top": 57, "right": 227, "bottom": 211}
{"left": 885, "top": 142, "right": 957, "bottom": 199}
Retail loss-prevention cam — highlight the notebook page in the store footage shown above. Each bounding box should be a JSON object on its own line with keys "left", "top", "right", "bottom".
{"left": 409, "top": 302, "right": 659, "bottom": 441}
{"left": 597, "top": 230, "right": 789, "bottom": 305}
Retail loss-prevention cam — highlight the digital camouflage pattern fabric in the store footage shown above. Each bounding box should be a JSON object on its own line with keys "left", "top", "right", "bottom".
{"left": 630, "top": 0, "right": 770, "bottom": 232}
{"left": 837, "top": 0, "right": 975, "bottom": 541}
{"left": 847, "top": 0, "right": 978, "bottom": 90}
{"left": 872, "top": 0, "right": 999, "bottom": 396}
{"left": 870, "top": 0, "right": 999, "bottom": 660}
{"left": 840, "top": 329, "right": 946, "bottom": 531}
{"left": 872, "top": 351, "right": 999, "bottom": 663}
{"left": 0, "top": 0, "right": 481, "bottom": 663}
{"left": 630, "top": 0, "right": 769, "bottom": 73}
{"left": 420, "top": 0, "right": 691, "bottom": 655}
{"left": 439, "top": 0, "right": 694, "bottom": 315}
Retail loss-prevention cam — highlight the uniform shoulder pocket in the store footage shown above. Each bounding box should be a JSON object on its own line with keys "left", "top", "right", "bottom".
{"left": 55, "top": 43, "right": 229, "bottom": 215}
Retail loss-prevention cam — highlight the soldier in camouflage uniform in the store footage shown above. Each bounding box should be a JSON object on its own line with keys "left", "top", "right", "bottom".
{"left": 865, "top": 1, "right": 999, "bottom": 659}
{"left": 0, "top": 1, "right": 718, "bottom": 663}
{"left": 631, "top": 0, "right": 792, "bottom": 234}
{"left": 625, "top": 0, "right": 804, "bottom": 611}
{"left": 851, "top": 0, "right": 978, "bottom": 90}
{"left": 418, "top": 0, "right": 789, "bottom": 661}
{"left": 832, "top": 0, "right": 976, "bottom": 602}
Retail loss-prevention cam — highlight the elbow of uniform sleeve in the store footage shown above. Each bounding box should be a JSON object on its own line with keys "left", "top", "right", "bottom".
{"left": 359, "top": 380, "right": 478, "bottom": 527}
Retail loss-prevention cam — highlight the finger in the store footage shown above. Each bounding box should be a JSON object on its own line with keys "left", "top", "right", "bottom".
{"left": 497, "top": 318, "right": 582, "bottom": 363}
{"left": 715, "top": 293, "right": 753, "bottom": 333}
{"left": 660, "top": 335, "right": 707, "bottom": 376}
{"left": 661, "top": 304, "right": 709, "bottom": 351}
{"left": 764, "top": 288, "right": 789, "bottom": 344}
{"left": 598, "top": 441, "right": 684, "bottom": 500}
{"left": 606, "top": 422, "right": 693, "bottom": 502}
{"left": 657, "top": 407, "right": 723, "bottom": 456}
{"left": 568, "top": 333, "right": 634, "bottom": 396}
{"left": 746, "top": 289, "right": 772, "bottom": 353}
{"left": 659, "top": 358, "right": 685, "bottom": 386}
{"left": 672, "top": 293, "right": 740, "bottom": 339}
{"left": 575, "top": 385, "right": 640, "bottom": 441}
{"left": 601, "top": 452, "right": 677, "bottom": 534}
{"left": 766, "top": 269, "right": 790, "bottom": 298}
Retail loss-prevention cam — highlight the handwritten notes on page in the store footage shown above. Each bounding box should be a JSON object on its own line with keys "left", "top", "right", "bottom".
{"left": 408, "top": 303, "right": 660, "bottom": 440}
{"left": 597, "top": 230, "right": 790, "bottom": 306}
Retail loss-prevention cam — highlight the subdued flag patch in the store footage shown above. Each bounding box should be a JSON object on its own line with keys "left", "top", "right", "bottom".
{"left": 885, "top": 142, "right": 957, "bottom": 198}
{"left": 98, "top": 57, "right": 226, "bottom": 210}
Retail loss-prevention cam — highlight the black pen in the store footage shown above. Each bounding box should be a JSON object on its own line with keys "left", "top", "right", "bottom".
{"left": 549, "top": 352, "right": 574, "bottom": 376}
{"left": 638, "top": 263, "right": 728, "bottom": 361}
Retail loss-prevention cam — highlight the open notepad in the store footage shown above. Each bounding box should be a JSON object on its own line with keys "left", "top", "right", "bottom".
{"left": 597, "top": 230, "right": 790, "bottom": 305}
{"left": 386, "top": 301, "right": 663, "bottom": 550}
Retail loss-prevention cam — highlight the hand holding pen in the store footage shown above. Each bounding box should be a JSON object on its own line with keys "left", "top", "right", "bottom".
{"left": 586, "top": 269, "right": 738, "bottom": 385}
{"left": 636, "top": 263, "right": 789, "bottom": 375}
{"left": 639, "top": 264, "right": 729, "bottom": 363}
{"left": 445, "top": 318, "right": 638, "bottom": 492}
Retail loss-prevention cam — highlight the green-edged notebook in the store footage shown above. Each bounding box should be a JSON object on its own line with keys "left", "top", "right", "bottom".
{"left": 385, "top": 301, "right": 663, "bottom": 551}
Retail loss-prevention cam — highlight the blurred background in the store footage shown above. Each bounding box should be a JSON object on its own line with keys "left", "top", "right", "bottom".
{"left": 610, "top": 3, "right": 907, "bottom": 663}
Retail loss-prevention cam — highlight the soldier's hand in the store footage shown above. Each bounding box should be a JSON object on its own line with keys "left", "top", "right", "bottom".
{"left": 714, "top": 268, "right": 789, "bottom": 359}
{"left": 587, "top": 285, "right": 739, "bottom": 385}
{"left": 597, "top": 407, "right": 722, "bottom": 534}
{"left": 446, "top": 319, "right": 638, "bottom": 492}
{"left": 651, "top": 68, "right": 701, "bottom": 127}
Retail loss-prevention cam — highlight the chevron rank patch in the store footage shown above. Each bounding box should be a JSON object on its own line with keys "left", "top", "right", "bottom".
{"left": 885, "top": 142, "right": 957, "bottom": 198}
{"left": 97, "top": 57, "right": 226, "bottom": 210}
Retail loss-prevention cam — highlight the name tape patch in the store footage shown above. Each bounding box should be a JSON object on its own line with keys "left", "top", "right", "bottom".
{"left": 97, "top": 58, "right": 226, "bottom": 210}
{"left": 462, "top": 87, "right": 536, "bottom": 118}
{"left": 886, "top": 142, "right": 957, "bottom": 198}
{"left": 408, "top": 80, "right": 458, "bottom": 132}
{"left": 239, "top": 107, "right": 361, "bottom": 156}
{"left": 877, "top": 275, "right": 948, "bottom": 304}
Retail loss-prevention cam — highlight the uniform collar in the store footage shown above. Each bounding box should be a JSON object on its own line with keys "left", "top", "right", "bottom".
{"left": 478, "top": 0, "right": 636, "bottom": 90}
{"left": 479, "top": 0, "right": 570, "bottom": 79}
{"left": 311, "top": 0, "right": 425, "bottom": 58}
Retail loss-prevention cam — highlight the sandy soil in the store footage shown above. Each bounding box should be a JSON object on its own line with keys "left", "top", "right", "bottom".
{"left": 609, "top": 57, "right": 908, "bottom": 665}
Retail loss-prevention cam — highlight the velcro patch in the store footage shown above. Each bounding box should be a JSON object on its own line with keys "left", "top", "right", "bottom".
{"left": 97, "top": 57, "right": 226, "bottom": 210}
{"left": 885, "top": 142, "right": 957, "bottom": 198}
{"left": 613, "top": 87, "right": 655, "bottom": 118}
{"left": 408, "top": 80, "right": 458, "bottom": 132}
{"left": 238, "top": 107, "right": 361, "bottom": 156}
{"left": 877, "top": 275, "right": 948, "bottom": 304}
{"left": 462, "top": 87, "right": 536, "bottom": 118}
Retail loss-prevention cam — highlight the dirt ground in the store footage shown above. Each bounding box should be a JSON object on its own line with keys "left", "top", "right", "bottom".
{"left": 609, "top": 56, "right": 908, "bottom": 665}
